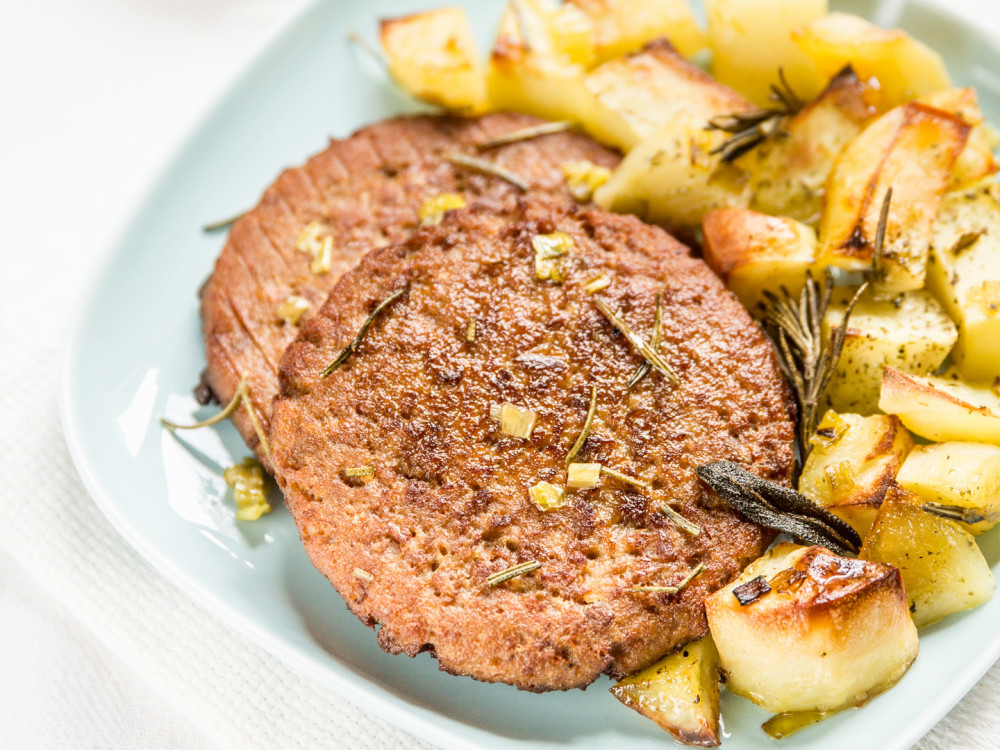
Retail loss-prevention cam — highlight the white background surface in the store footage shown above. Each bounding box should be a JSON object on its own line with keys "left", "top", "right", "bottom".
{"left": 0, "top": 1, "right": 997, "bottom": 748}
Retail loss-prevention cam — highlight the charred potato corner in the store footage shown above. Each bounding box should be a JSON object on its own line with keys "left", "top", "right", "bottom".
{"left": 168, "top": 0, "right": 1000, "bottom": 746}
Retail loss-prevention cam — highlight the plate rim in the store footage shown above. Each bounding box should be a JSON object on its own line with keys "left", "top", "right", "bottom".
{"left": 59, "top": 1, "right": 1000, "bottom": 748}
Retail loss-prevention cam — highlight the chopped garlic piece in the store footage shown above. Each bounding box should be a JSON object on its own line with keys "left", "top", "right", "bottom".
{"left": 296, "top": 221, "right": 334, "bottom": 274}
{"left": 490, "top": 402, "right": 538, "bottom": 439}
{"left": 567, "top": 462, "right": 602, "bottom": 489}
{"left": 583, "top": 273, "right": 611, "bottom": 295}
{"left": 224, "top": 457, "right": 271, "bottom": 521}
{"left": 419, "top": 192, "right": 467, "bottom": 225}
{"left": 824, "top": 460, "right": 857, "bottom": 500}
{"left": 561, "top": 160, "right": 611, "bottom": 202}
{"left": 275, "top": 295, "right": 310, "bottom": 325}
{"left": 529, "top": 481, "right": 567, "bottom": 511}
{"left": 532, "top": 231, "right": 574, "bottom": 283}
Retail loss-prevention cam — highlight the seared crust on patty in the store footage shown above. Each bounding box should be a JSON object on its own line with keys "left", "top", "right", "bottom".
{"left": 271, "top": 202, "right": 794, "bottom": 691}
{"left": 200, "top": 113, "right": 619, "bottom": 467}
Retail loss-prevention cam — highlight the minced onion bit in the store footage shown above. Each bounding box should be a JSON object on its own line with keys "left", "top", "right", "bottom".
{"left": 224, "top": 457, "right": 271, "bottom": 521}
{"left": 419, "top": 192, "right": 466, "bottom": 225}
{"left": 296, "top": 221, "right": 334, "bottom": 274}
{"left": 343, "top": 466, "right": 375, "bottom": 478}
{"left": 466, "top": 317, "right": 477, "bottom": 343}
{"left": 567, "top": 462, "right": 602, "bottom": 490}
{"left": 529, "top": 481, "right": 568, "bottom": 511}
{"left": 487, "top": 560, "right": 542, "bottom": 587}
{"left": 275, "top": 294, "right": 310, "bottom": 325}
{"left": 353, "top": 568, "right": 374, "bottom": 582}
{"left": 532, "top": 231, "right": 574, "bottom": 283}
{"left": 809, "top": 409, "right": 850, "bottom": 448}
{"left": 632, "top": 562, "right": 705, "bottom": 594}
{"left": 583, "top": 272, "right": 611, "bottom": 295}
{"left": 490, "top": 402, "right": 538, "bottom": 439}
{"left": 561, "top": 160, "right": 612, "bottom": 202}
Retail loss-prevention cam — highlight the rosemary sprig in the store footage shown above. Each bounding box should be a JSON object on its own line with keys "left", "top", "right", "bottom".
{"left": 594, "top": 297, "right": 680, "bottom": 385}
{"left": 487, "top": 560, "right": 542, "bottom": 586}
{"left": 627, "top": 293, "right": 662, "bottom": 388}
{"left": 320, "top": 288, "right": 405, "bottom": 377}
{"left": 759, "top": 271, "right": 867, "bottom": 468}
{"left": 696, "top": 461, "right": 862, "bottom": 555}
{"left": 444, "top": 153, "right": 529, "bottom": 191}
{"left": 161, "top": 373, "right": 270, "bottom": 456}
{"left": 477, "top": 120, "right": 574, "bottom": 150}
{"left": 631, "top": 562, "right": 705, "bottom": 594}
{"left": 566, "top": 384, "right": 597, "bottom": 465}
{"left": 203, "top": 211, "right": 245, "bottom": 232}
{"left": 707, "top": 69, "right": 804, "bottom": 163}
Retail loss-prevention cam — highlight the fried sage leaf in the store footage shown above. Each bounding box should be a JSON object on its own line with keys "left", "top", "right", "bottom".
{"left": 696, "top": 461, "right": 861, "bottom": 555}
{"left": 321, "top": 288, "right": 405, "bottom": 377}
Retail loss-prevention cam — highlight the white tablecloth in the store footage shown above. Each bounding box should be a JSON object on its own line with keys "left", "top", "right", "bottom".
{"left": 0, "top": 1, "right": 997, "bottom": 748}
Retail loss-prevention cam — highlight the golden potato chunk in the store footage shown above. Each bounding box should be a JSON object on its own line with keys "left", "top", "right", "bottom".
{"left": 896, "top": 442, "right": 1000, "bottom": 534}
{"left": 821, "top": 289, "right": 957, "bottom": 415}
{"left": 799, "top": 412, "right": 914, "bottom": 537}
{"left": 928, "top": 181, "right": 1000, "bottom": 382}
{"left": 705, "top": 542, "right": 918, "bottom": 713}
{"left": 591, "top": 51, "right": 752, "bottom": 231}
{"left": 580, "top": 39, "right": 748, "bottom": 152}
{"left": 567, "top": 0, "right": 706, "bottom": 63}
{"left": 701, "top": 208, "right": 816, "bottom": 309}
{"left": 879, "top": 367, "right": 1000, "bottom": 444}
{"left": 487, "top": 0, "right": 592, "bottom": 121}
{"left": 861, "top": 487, "right": 996, "bottom": 628}
{"left": 706, "top": 0, "right": 829, "bottom": 106}
{"left": 817, "top": 101, "right": 969, "bottom": 295}
{"left": 792, "top": 12, "right": 951, "bottom": 111}
{"left": 741, "top": 65, "right": 874, "bottom": 225}
{"left": 610, "top": 637, "right": 721, "bottom": 747}
{"left": 919, "top": 88, "right": 1000, "bottom": 189}
{"left": 380, "top": 7, "right": 487, "bottom": 112}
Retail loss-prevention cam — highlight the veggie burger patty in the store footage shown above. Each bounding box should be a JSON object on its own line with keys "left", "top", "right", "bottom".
{"left": 199, "top": 113, "right": 620, "bottom": 468}
{"left": 270, "top": 201, "right": 795, "bottom": 691}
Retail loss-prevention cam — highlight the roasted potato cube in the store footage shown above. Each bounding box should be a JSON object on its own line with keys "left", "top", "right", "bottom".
{"left": 610, "top": 637, "right": 721, "bottom": 747}
{"left": 591, "top": 54, "right": 752, "bottom": 231}
{"left": 567, "top": 0, "right": 706, "bottom": 63}
{"left": 705, "top": 542, "right": 918, "bottom": 713}
{"left": 895, "top": 442, "right": 1000, "bottom": 534}
{"left": 380, "top": 8, "right": 488, "bottom": 112}
{"left": 817, "top": 102, "right": 969, "bottom": 295}
{"left": 741, "top": 65, "right": 874, "bottom": 225}
{"left": 928, "top": 181, "right": 1000, "bottom": 382}
{"left": 705, "top": 0, "right": 829, "bottom": 106}
{"left": 487, "top": 0, "right": 591, "bottom": 122}
{"left": 821, "top": 289, "right": 957, "bottom": 415}
{"left": 919, "top": 88, "right": 1000, "bottom": 189}
{"left": 701, "top": 209, "right": 816, "bottom": 309}
{"left": 580, "top": 40, "right": 749, "bottom": 152}
{"left": 792, "top": 13, "right": 951, "bottom": 111}
{"left": 861, "top": 487, "right": 996, "bottom": 628}
{"left": 799, "top": 412, "right": 914, "bottom": 537}
{"left": 878, "top": 367, "right": 1000, "bottom": 444}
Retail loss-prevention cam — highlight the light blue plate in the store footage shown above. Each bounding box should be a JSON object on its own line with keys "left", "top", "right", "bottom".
{"left": 62, "top": 1, "right": 1000, "bottom": 748}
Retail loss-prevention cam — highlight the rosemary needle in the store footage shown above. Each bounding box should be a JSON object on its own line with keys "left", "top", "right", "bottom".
{"left": 321, "top": 288, "right": 405, "bottom": 377}
{"left": 594, "top": 297, "right": 679, "bottom": 385}
{"left": 476, "top": 120, "right": 574, "bottom": 150}
{"left": 444, "top": 153, "right": 530, "bottom": 191}
{"left": 487, "top": 560, "right": 542, "bottom": 586}
{"left": 627, "top": 293, "right": 662, "bottom": 388}
{"left": 566, "top": 384, "right": 597, "bottom": 465}
{"left": 632, "top": 563, "right": 705, "bottom": 594}
{"left": 202, "top": 211, "right": 245, "bottom": 232}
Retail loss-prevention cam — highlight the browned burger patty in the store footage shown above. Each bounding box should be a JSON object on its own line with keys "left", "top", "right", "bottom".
{"left": 270, "top": 201, "right": 795, "bottom": 692}
{"left": 200, "top": 113, "right": 619, "bottom": 467}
